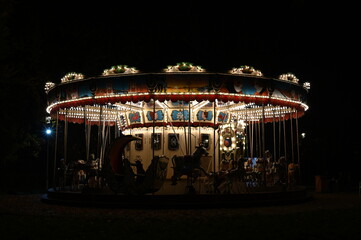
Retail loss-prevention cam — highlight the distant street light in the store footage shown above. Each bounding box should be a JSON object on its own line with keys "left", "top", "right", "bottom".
{"left": 46, "top": 128, "right": 52, "bottom": 135}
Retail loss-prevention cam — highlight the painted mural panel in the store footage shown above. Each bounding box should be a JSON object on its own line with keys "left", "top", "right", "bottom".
{"left": 78, "top": 84, "right": 92, "bottom": 98}
{"left": 112, "top": 78, "right": 130, "bottom": 94}
{"left": 128, "top": 111, "right": 143, "bottom": 125}
{"left": 129, "top": 79, "right": 148, "bottom": 93}
{"left": 95, "top": 81, "right": 114, "bottom": 96}
{"left": 171, "top": 110, "right": 189, "bottom": 121}
{"left": 66, "top": 85, "right": 78, "bottom": 100}
{"left": 272, "top": 81, "right": 303, "bottom": 101}
{"left": 196, "top": 110, "right": 213, "bottom": 121}
{"left": 166, "top": 75, "right": 211, "bottom": 93}
{"left": 217, "top": 111, "right": 229, "bottom": 124}
{"left": 225, "top": 77, "right": 268, "bottom": 96}
{"left": 146, "top": 110, "right": 164, "bottom": 122}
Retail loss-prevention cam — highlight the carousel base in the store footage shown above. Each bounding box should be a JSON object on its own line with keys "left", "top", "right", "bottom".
{"left": 41, "top": 186, "right": 311, "bottom": 209}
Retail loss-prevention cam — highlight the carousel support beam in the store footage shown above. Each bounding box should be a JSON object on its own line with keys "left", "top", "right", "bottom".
{"left": 114, "top": 118, "right": 118, "bottom": 139}
{"left": 182, "top": 101, "right": 188, "bottom": 155}
{"left": 64, "top": 108, "right": 68, "bottom": 165}
{"left": 108, "top": 115, "right": 112, "bottom": 144}
{"left": 128, "top": 128, "right": 132, "bottom": 161}
{"left": 162, "top": 124, "right": 165, "bottom": 156}
{"left": 262, "top": 103, "right": 265, "bottom": 157}
{"left": 283, "top": 114, "right": 289, "bottom": 186}
{"left": 245, "top": 110, "right": 249, "bottom": 157}
{"left": 84, "top": 106, "right": 91, "bottom": 162}
{"left": 114, "top": 117, "right": 117, "bottom": 139}
{"left": 100, "top": 108, "right": 109, "bottom": 168}
{"left": 253, "top": 120, "right": 256, "bottom": 159}
{"left": 273, "top": 109, "right": 276, "bottom": 163}
{"left": 283, "top": 115, "right": 287, "bottom": 163}
{"left": 97, "top": 105, "right": 103, "bottom": 164}
{"left": 84, "top": 106, "right": 87, "bottom": 161}
{"left": 87, "top": 122, "right": 91, "bottom": 161}
{"left": 165, "top": 107, "right": 185, "bottom": 155}
{"left": 278, "top": 108, "right": 282, "bottom": 160}
{"left": 296, "top": 110, "right": 301, "bottom": 182}
{"left": 107, "top": 118, "right": 110, "bottom": 146}
{"left": 53, "top": 111, "right": 59, "bottom": 189}
{"left": 256, "top": 119, "right": 262, "bottom": 157}
{"left": 188, "top": 102, "right": 191, "bottom": 154}
{"left": 152, "top": 98, "right": 155, "bottom": 161}
{"left": 97, "top": 105, "right": 103, "bottom": 170}
{"left": 290, "top": 110, "right": 295, "bottom": 164}
{"left": 250, "top": 120, "right": 254, "bottom": 159}
{"left": 213, "top": 100, "right": 216, "bottom": 193}
{"left": 262, "top": 103, "right": 266, "bottom": 186}
{"left": 100, "top": 116, "right": 105, "bottom": 168}
{"left": 170, "top": 122, "right": 185, "bottom": 155}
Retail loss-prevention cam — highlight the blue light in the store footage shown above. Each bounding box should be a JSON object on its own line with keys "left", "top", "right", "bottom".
{"left": 45, "top": 129, "right": 52, "bottom": 135}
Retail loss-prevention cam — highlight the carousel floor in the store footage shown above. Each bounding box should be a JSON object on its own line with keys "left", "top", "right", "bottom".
{"left": 41, "top": 181, "right": 311, "bottom": 208}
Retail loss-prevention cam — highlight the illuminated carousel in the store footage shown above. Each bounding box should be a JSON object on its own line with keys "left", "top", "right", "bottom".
{"left": 42, "top": 63, "right": 311, "bottom": 207}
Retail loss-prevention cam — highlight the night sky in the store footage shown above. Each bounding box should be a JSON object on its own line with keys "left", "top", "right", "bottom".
{"left": 1, "top": 0, "right": 359, "bottom": 189}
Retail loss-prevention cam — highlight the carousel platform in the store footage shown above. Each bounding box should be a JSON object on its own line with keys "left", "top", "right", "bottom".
{"left": 41, "top": 186, "right": 311, "bottom": 209}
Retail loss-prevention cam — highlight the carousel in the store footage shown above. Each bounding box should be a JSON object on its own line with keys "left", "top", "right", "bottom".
{"left": 42, "top": 63, "right": 311, "bottom": 207}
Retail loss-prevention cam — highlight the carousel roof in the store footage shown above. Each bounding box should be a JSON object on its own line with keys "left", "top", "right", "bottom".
{"left": 45, "top": 64, "right": 310, "bottom": 127}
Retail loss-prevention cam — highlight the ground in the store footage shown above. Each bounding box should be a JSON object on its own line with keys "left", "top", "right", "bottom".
{"left": 0, "top": 192, "right": 360, "bottom": 240}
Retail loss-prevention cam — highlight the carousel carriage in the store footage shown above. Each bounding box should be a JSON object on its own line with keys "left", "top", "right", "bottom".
{"left": 102, "top": 134, "right": 170, "bottom": 195}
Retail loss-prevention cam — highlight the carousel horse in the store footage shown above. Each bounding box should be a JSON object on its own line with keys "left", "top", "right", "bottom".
{"left": 171, "top": 144, "right": 209, "bottom": 185}
{"left": 242, "top": 158, "right": 262, "bottom": 189}
{"left": 271, "top": 157, "right": 287, "bottom": 186}
{"left": 288, "top": 162, "right": 299, "bottom": 186}
{"left": 62, "top": 159, "right": 90, "bottom": 191}
{"left": 68, "top": 157, "right": 102, "bottom": 190}
{"left": 205, "top": 158, "right": 247, "bottom": 194}
{"left": 84, "top": 156, "right": 100, "bottom": 188}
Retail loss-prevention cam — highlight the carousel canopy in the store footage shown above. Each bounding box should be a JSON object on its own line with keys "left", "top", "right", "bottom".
{"left": 45, "top": 64, "right": 309, "bottom": 128}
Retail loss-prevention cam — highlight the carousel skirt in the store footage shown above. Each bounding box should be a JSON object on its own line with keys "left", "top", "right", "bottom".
{"left": 41, "top": 186, "right": 311, "bottom": 209}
